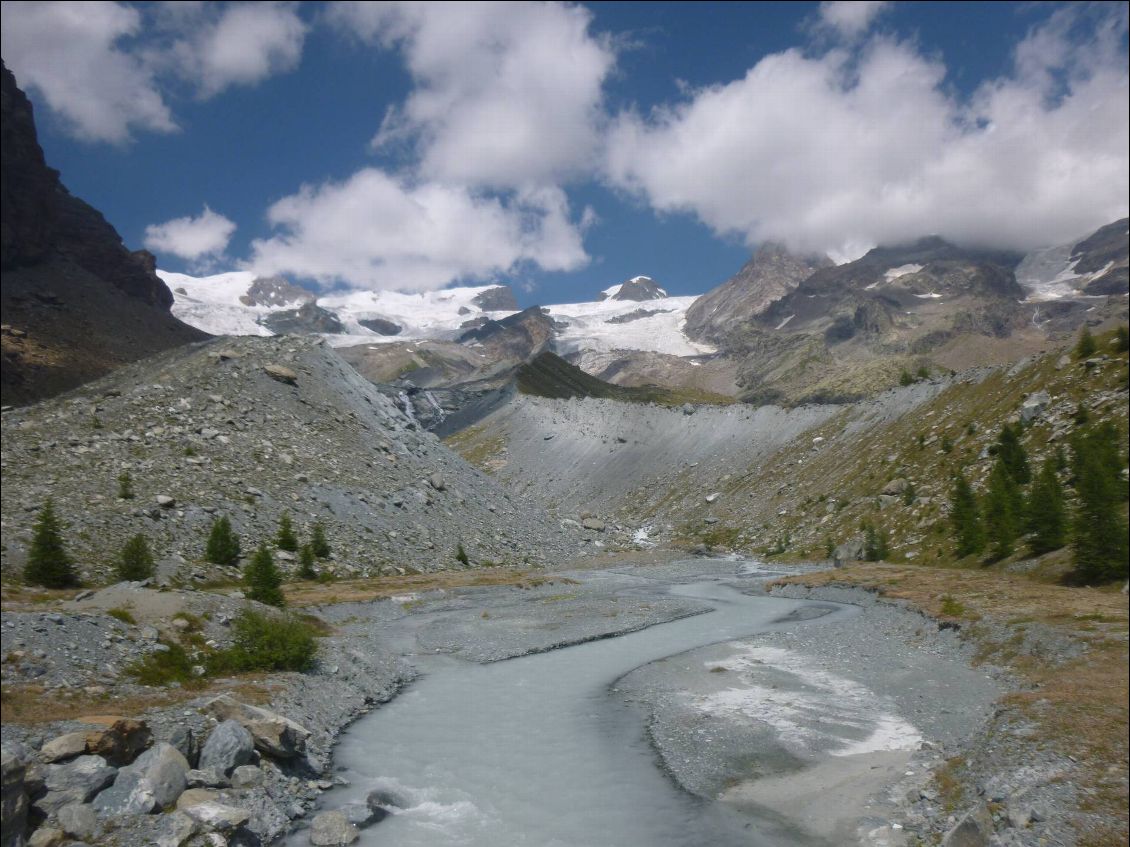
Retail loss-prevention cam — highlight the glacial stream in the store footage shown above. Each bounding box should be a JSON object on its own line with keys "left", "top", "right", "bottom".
{"left": 305, "top": 573, "right": 866, "bottom": 846}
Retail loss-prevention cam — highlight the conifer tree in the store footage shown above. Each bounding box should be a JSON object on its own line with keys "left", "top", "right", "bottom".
{"left": 995, "top": 424, "right": 1030, "bottom": 484}
{"left": 1070, "top": 423, "right": 1130, "bottom": 583}
{"left": 1075, "top": 324, "right": 1097, "bottom": 359}
{"left": 1026, "top": 458, "right": 1067, "bottom": 556}
{"left": 117, "top": 534, "right": 155, "bottom": 581}
{"left": 206, "top": 516, "right": 241, "bottom": 566}
{"left": 276, "top": 513, "right": 298, "bottom": 552}
{"left": 245, "top": 545, "right": 285, "bottom": 607}
{"left": 950, "top": 472, "right": 985, "bottom": 557}
{"left": 983, "top": 461, "right": 1023, "bottom": 560}
{"left": 863, "top": 522, "right": 889, "bottom": 561}
{"left": 298, "top": 544, "right": 317, "bottom": 580}
{"left": 117, "top": 471, "right": 134, "bottom": 500}
{"left": 309, "top": 521, "right": 331, "bottom": 559}
{"left": 24, "top": 500, "right": 77, "bottom": 588}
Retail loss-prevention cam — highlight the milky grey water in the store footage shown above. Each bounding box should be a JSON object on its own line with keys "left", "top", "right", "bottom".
{"left": 302, "top": 577, "right": 856, "bottom": 847}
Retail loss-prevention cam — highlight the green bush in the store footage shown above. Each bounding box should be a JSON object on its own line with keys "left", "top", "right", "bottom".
{"left": 245, "top": 545, "right": 285, "bottom": 607}
{"left": 116, "top": 533, "right": 155, "bottom": 581}
{"left": 209, "top": 610, "right": 318, "bottom": 674}
{"left": 899, "top": 369, "right": 914, "bottom": 387}
{"left": 23, "top": 500, "right": 78, "bottom": 588}
{"left": 1075, "top": 325, "right": 1097, "bottom": 359}
{"left": 298, "top": 544, "right": 317, "bottom": 580}
{"left": 127, "top": 641, "right": 201, "bottom": 687}
{"left": 117, "top": 471, "right": 135, "bottom": 500}
{"left": 276, "top": 513, "right": 298, "bottom": 552}
{"left": 455, "top": 542, "right": 470, "bottom": 566}
{"left": 206, "top": 516, "right": 241, "bottom": 566}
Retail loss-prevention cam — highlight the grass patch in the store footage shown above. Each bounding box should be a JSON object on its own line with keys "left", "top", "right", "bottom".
{"left": 106, "top": 607, "right": 136, "bottom": 625}
{"left": 126, "top": 642, "right": 203, "bottom": 688}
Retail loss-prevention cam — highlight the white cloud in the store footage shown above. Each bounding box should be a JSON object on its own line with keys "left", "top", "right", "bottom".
{"left": 247, "top": 168, "right": 590, "bottom": 291}
{"left": 166, "top": 1, "right": 307, "bottom": 98}
{"left": 817, "top": 1, "right": 890, "bottom": 39}
{"left": 606, "top": 8, "right": 1129, "bottom": 260}
{"left": 329, "top": 1, "right": 615, "bottom": 189}
{"left": 0, "top": 1, "right": 176, "bottom": 143}
{"left": 144, "top": 206, "right": 237, "bottom": 261}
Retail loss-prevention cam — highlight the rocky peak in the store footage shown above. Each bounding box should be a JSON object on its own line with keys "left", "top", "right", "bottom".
{"left": 599, "top": 276, "right": 668, "bottom": 302}
{"left": 259, "top": 301, "right": 344, "bottom": 335}
{"left": 471, "top": 285, "right": 519, "bottom": 311}
{"left": 239, "top": 276, "right": 314, "bottom": 308}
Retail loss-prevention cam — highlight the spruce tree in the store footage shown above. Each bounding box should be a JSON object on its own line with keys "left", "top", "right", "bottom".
{"left": 24, "top": 500, "right": 78, "bottom": 588}
{"left": 1075, "top": 325, "right": 1097, "bottom": 359}
{"left": 1025, "top": 458, "right": 1067, "bottom": 556}
{"left": 206, "top": 516, "right": 241, "bottom": 566}
{"left": 245, "top": 545, "right": 285, "bottom": 607}
{"left": 983, "top": 461, "right": 1022, "bottom": 560}
{"left": 117, "top": 471, "right": 135, "bottom": 500}
{"left": 950, "top": 472, "right": 985, "bottom": 557}
{"left": 863, "top": 523, "right": 889, "bottom": 561}
{"left": 117, "top": 534, "right": 155, "bottom": 581}
{"left": 298, "top": 544, "right": 317, "bottom": 580}
{"left": 995, "top": 424, "right": 1030, "bottom": 484}
{"left": 1070, "top": 424, "right": 1130, "bottom": 583}
{"left": 276, "top": 513, "right": 298, "bottom": 552}
{"left": 309, "top": 522, "right": 331, "bottom": 559}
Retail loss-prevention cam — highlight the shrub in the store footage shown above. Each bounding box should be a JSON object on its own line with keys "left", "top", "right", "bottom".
{"left": 117, "top": 471, "right": 134, "bottom": 500}
{"left": 116, "top": 534, "right": 155, "bottom": 581}
{"left": 455, "top": 542, "right": 470, "bottom": 566}
{"left": 276, "top": 513, "right": 298, "bottom": 552}
{"left": 245, "top": 545, "right": 285, "bottom": 607}
{"left": 899, "top": 369, "right": 914, "bottom": 387}
{"left": 106, "top": 607, "right": 136, "bottom": 625}
{"left": 1075, "top": 325, "right": 1097, "bottom": 359}
{"left": 298, "top": 544, "right": 317, "bottom": 580}
{"left": 916, "top": 365, "right": 929, "bottom": 380}
{"left": 1116, "top": 325, "right": 1129, "bottom": 353}
{"left": 127, "top": 641, "right": 200, "bottom": 687}
{"left": 309, "top": 522, "right": 331, "bottom": 559}
{"left": 209, "top": 610, "right": 318, "bottom": 674}
{"left": 206, "top": 517, "right": 241, "bottom": 566}
{"left": 23, "top": 500, "right": 78, "bottom": 588}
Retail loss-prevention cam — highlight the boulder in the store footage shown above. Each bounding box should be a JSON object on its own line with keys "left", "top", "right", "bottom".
{"left": 309, "top": 810, "right": 359, "bottom": 845}
{"left": 198, "top": 721, "right": 255, "bottom": 777}
{"left": 154, "top": 811, "right": 199, "bottom": 847}
{"left": 881, "top": 477, "right": 910, "bottom": 496}
{"left": 339, "top": 801, "right": 385, "bottom": 828}
{"left": 166, "top": 727, "right": 197, "bottom": 768}
{"left": 185, "top": 768, "right": 226, "bottom": 789}
{"left": 264, "top": 364, "right": 298, "bottom": 385}
{"left": 201, "top": 696, "right": 310, "bottom": 760}
{"left": 182, "top": 800, "right": 251, "bottom": 832}
{"left": 25, "top": 829, "right": 63, "bottom": 847}
{"left": 35, "top": 756, "right": 116, "bottom": 817}
{"left": 428, "top": 472, "right": 446, "bottom": 492}
{"left": 39, "top": 733, "right": 88, "bottom": 764}
{"left": 1019, "top": 390, "right": 1051, "bottom": 423}
{"left": 941, "top": 803, "right": 994, "bottom": 847}
{"left": 832, "top": 537, "right": 865, "bottom": 568}
{"left": 1, "top": 744, "right": 29, "bottom": 847}
{"left": 92, "top": 742, "right": 188, "bottom": 815}
{"left": 56, "top": 802, "right": 98, "bottom": 839}
{"left": 85, "top": 718, "right": 152, "bottom": 766}
{"left": 176, "top": 789, "right": 218, "bottom": 810}
{"left": 230, "top": 765, "right": 262, "bottom": 789}
{"left": 581, "top": 517, "right": 606, "bottom": 532}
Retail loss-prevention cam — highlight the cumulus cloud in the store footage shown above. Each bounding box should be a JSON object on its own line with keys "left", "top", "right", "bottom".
{"left": 247, "top": 169, "right": 590, "bottom": 291}
{"left": 0, "top": 1, "right": 176, "bottom": 143}
{"left": 606, "top": 6, "right": 1129, "bottom": 260}
{"left": 816, "top": 1, "right": 890, "bottom": 40}
{"left": 144, "top": 206, "right": 237, "bottom": 261}
{"left": 328, "top": 0, "right": 615, "bottom": 189}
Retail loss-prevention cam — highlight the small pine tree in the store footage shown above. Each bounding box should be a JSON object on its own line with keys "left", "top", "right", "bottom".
{"left": 899, "top": 369, "right": 914, "bottom": 386}
{"left": 995, "top": 424, "right": 1030, "bottom": 484}
{"left": 983, "top": 461, "right": 1023, "bottom": 560}
{"left": 309, "top": 522, "right": 331, "bottom": 559}
{"left": 117, "top": 534, "right": 155, "bottom": 581}
{"left": 117, "top": 471, "right": 135, "bottom": 500}
{"left": 1116, "top": 325, "right": 1129, "bottom": 353}
{"left": 1025, "top": 458, "right": 1067, "bottom": 556}
{"left": 1070, "top": 423, "right": 1130, "bottom": 583}
{"left": 863, "top": 523, "right": 889, "bottom": 561}
{"left": 916, "top": 365, "right": 929, "bottom": 380}
{"left": 1075, "top": 325, "right": 1097, "bottom": 359}
{"left": 206, "top": 516, "right": 241, "bottom": 566}
{"left": 298, "top": 544, "right": 317, "bottom": 580}
{"left": 950, "top": 472, "right": 986, "bottom": 557}
{"left": 455, "top": 542, "right": 470, "bottom": 566}
{"left": 276, "top": 513, "right": 298, "bottom": 552}
{"left": 245, "top": 545, "right": 285, "bottom": 607}
{"left": 23, "top": 500, "right": 78, "bottom": 588}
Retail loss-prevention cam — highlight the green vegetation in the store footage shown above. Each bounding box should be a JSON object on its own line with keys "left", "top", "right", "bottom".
{"left": 117, "top": 470, "right": 134, "bottom": 500}
{"left": 23, "top": 500, "right": 78, "bottom": 588}
{"left": 106, "top": 607, "right": 136, "bottom": 625}
{"left": 127, "top": 641, "right": 200, "bottom": 687}
{"left": 455, "top": 542, "right": 470, "bottom": 566}
{"left": 1075, "top": 324, "right": 1097, "bottom": 359}
{"left": 245, "top": 545, "right": 285, "bottom": 607}
{"left": 1069, "top": 422, "right": 1129, "bottom": 584}
{"left": 276, "top": 513, "right": 298, "bottom": 552}
{"left": 1116, "top": 325, "right": 1129, "bottom": 353}
{"left": 950, "top": 472, "right": 985, "bottom": 557}
{"left": 899, "top": 369, "right": 914, "bottom": 387}
{"left": 983, "top": 461, "right": 1023, "bottom": 561}
{"left": 208, "top": 610, "right": 318, "bottom": 674}
{"left": 298, "top": 544, "right": 317, "bottom": 580}
{"left": 1025, "top": 457, "right": 1067, "bottom": 556}
{"left": 939, "top": 596, "right": 966, "bottom": 617}
{"left": 995, "top": 423, "right": 1030, "bottom": 484}
{"left": 206, "top": 516, "right": 241, "bottom": 566}
{"left": 862, "top": 522, "right": 889, "bottom": 561}
{"left": 116, "top": 533, "right": 155, "bottom": 581}
{"left": 309, "top": 521, "right": 331, "bottom": 558}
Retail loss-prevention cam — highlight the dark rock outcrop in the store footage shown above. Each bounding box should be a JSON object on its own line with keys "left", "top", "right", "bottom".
{"left": 458, "top": 306, "right": 559, "bottom": 361}
{"left": 471, "top": 285, "right": 519, "bottom": 311}
{"left": 358, "top": 317, "right": 403, "bottom": 336}
{"left": 238, "top": 276, "right": 314, "bottom": 308}
{"left": 599, "top": 276, "right": 668, "bottom": 302}
{"left": 259, "top": 301, "right": 344, "bottom": 335}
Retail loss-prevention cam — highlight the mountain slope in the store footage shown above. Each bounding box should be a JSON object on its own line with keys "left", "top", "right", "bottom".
{"left": 1, "top": 62, "right": 205, "bottom": 406}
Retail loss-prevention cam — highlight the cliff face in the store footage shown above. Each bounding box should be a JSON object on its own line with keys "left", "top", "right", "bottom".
{"left": 1, "top": 62, "right": 205, "bottom": 406}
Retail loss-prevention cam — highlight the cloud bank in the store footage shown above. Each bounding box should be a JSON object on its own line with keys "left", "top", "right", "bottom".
{"left": 144, "top": 206, "right": 237, "bottom": 262}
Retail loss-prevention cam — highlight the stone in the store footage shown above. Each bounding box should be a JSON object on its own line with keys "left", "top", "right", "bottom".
{"left": 185, "top": 768, "right": 226, "bottom": 789}
{"left": 35, "top": 756, "right": 116, "bottom": 817}
{"left": 833, "top": 537, "right": 865, "bottom": 568}
{"left": 229, "top": 765, "right": 262, "bottom": 789}
{"left": 85, "top": 718, "right": 151, "bottom": 766}
{"left": 39, "top": 733, "right": 88, "bottom": 765}
{"left": 941, "top": 803, "right": 994, "bottom": 847}
{"left": 156, "top": 495, "right": 175, "bottom": 508}
{"left": 2, "top": 744, "right": 29, "bottom": 847}
{"left": 182, "top": 800, "right": 251, "bottom": 832}
{"left": 581, "top": 517, "right": 605, "bottom": 532}
{"left": 154, "top": 811, "right": 199, "bottom": 847}
{"left": 167, "top": 727, "right": 197, "bottom": 768}
{"left": 92, "top": 742, "right": 188, "bottom": 815}
{"left": 264, "top": 364, "right": 298, "bottom": 385}
{"left": 56, "top": 802, "right": 98, "bottom": 839}
{"left": 198, "top": 720, "right": 254, "bottom": 776}
{"left": 309, "top": 810, "right": 359, "bottom": 846}
{"left": 176, "top": 788, "right": 218, "bottom": 809}
{"left": 1019, "top": 390, "right": 1051, "bottom": 423}
{"left": 704, "top": 493, "right": 720, "bottom": 503}
{"left": 26, "top": 828, "right": 63, "bottom": 847}
{"left": 881, "top": 477, "right": 910, "bottom": 495}
{"left": 365, "top": 786, "right": 408, "bottom": 812}
{"left": 339, "top": 801, "right": 386, "bottom": 828}
{"left": 201, "top": 696, "right": 310, "bottom": 760}
{"left": 428, "top": 472, "right": 446, "bottom": 492}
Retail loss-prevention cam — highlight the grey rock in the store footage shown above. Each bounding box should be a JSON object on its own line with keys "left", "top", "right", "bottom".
{"left": 39, "top": 733, "right": 87, "bottom": 764}
{"left": 581, "top": 517, "right": 605, "bottom": 532}
{"left": 881, "top": 477, "right": 910, "bottom": 496}
{"left": 264, "top": 364, "right": 298, "bottom": 385}
{"left": 428, "top": 472, "right": 446, "bottom": 492}
{"left": 56, "top": 802, "right": 98, "bottom": 839}
{"left": 91, "top": 742, "right": 188, "bottom": 815}
{"left": 229, "top": 765, "right": 262, "bottom": 789}
{"left": 2, "top": 744, "right": 29, "bottom": 847}
{"left": 197, "top": 721, "right": 254, "bottom": 776}
{"left": 832, "top": 537, "right": 865, "bottom": 568}
{"left": 25, "top": 828, "right": 63, "bottom": 847}
{"left": 182, "top": 800, "right": 251, "bottom": 832}
{"left": 35, "top": 756, "right": 116, "bottom": 817}
{"left": 339, "top": 801, "right": 385, "bottom": 828}
{"left": 154, "top": 811, "right": 198, "bottom": 847}
{"left": 201, "top": 696, "right": 310, "bottom": 760}
{"left": 942, "top": 803, "right": 994, "bottom": 847}
{"left": 309, "top": 809, "right": 359, "bottom": 845}
{"left": 1019, "top": 390, "right": 1051, "bottom": 423}
{"left": 156, "top": 495, "right": 175, "bottom": 508}
{"left": 167, "top": 727, "right": 197, "bottom": 768}
{"left": 185, "top": 768, "right": 226, "bottom": 789}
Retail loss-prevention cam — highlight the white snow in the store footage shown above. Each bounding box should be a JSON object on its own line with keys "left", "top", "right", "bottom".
{"left": 544, "top": 296, "right": 714, "bottom": 357}
{"left": 774, "top": 314, "right": 795, "bottom": 330}
{"left": 913, "top": 292, "right": 943, "bottom": 299}
{"left": 884, "top": 263, "right": 924, "bottom": 282}
{"left": 161, "top": 270, "right": 277, "bottom": 337}
{"left": 697, "top": 645, "right": 922, "bottom": 758}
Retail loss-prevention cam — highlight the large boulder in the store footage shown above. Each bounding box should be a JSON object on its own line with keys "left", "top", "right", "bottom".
{"left": 34, "top": 756, "right": 116, "bottom": 817}
{"left": 197, "top": 721, "right": 255, "bottom": 777}
{"left": 182, "top": 801, "right": 251, "bottom": 832}
{"left": 92, "top": 742, "right": 188, "bottom": 816}
{"left": 85, "top": 718, "right": 152, "bottom": 766}
{"left": 201, "top": 696, "right": 310, "bottom": 760}
{"left": 1, "top": 743, "right": 29, "bottom": 847}
{"left": 941, "top": 803, "right": 994, "bottom": 847}
{"left": 832, "top": 537, "right": 865, "bottom": 568}
{"left": 56, "top": 803, "right": 98, "bottom": 840}
{"left": 38, "top": 734, "right": 87, "bottom": 765}
{"left": 309, "top": 810, "right": 359, "bottom": 845}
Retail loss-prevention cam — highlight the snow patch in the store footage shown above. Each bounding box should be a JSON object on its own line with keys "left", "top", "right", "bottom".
{"left": 774, "top": 314, "right": 795, "bottom": 330}
{"left": 913, "top": 292, "right": 943, "bottom": 299}
{"left": 884, "top": 263, "right": 924, "bottom": 282}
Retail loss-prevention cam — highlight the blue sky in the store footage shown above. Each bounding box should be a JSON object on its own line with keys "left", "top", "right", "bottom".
{"left": 2, "top": 1, "right": 1127, "bottom": 307}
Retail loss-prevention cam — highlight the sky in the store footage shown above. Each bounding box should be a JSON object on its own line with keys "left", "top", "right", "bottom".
{"left": 2, "top": 1, "right": 1127, "bottom": 308}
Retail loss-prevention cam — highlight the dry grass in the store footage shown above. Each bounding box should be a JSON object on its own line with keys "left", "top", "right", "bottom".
{"left": 0, "top": 583, "right": 86, "bottom": 612}
{"left": 282, "top": 567, "right": 568, "bottom": 607}
{"left": 773, "top": 563, "right": 1129, "bottom": 840}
